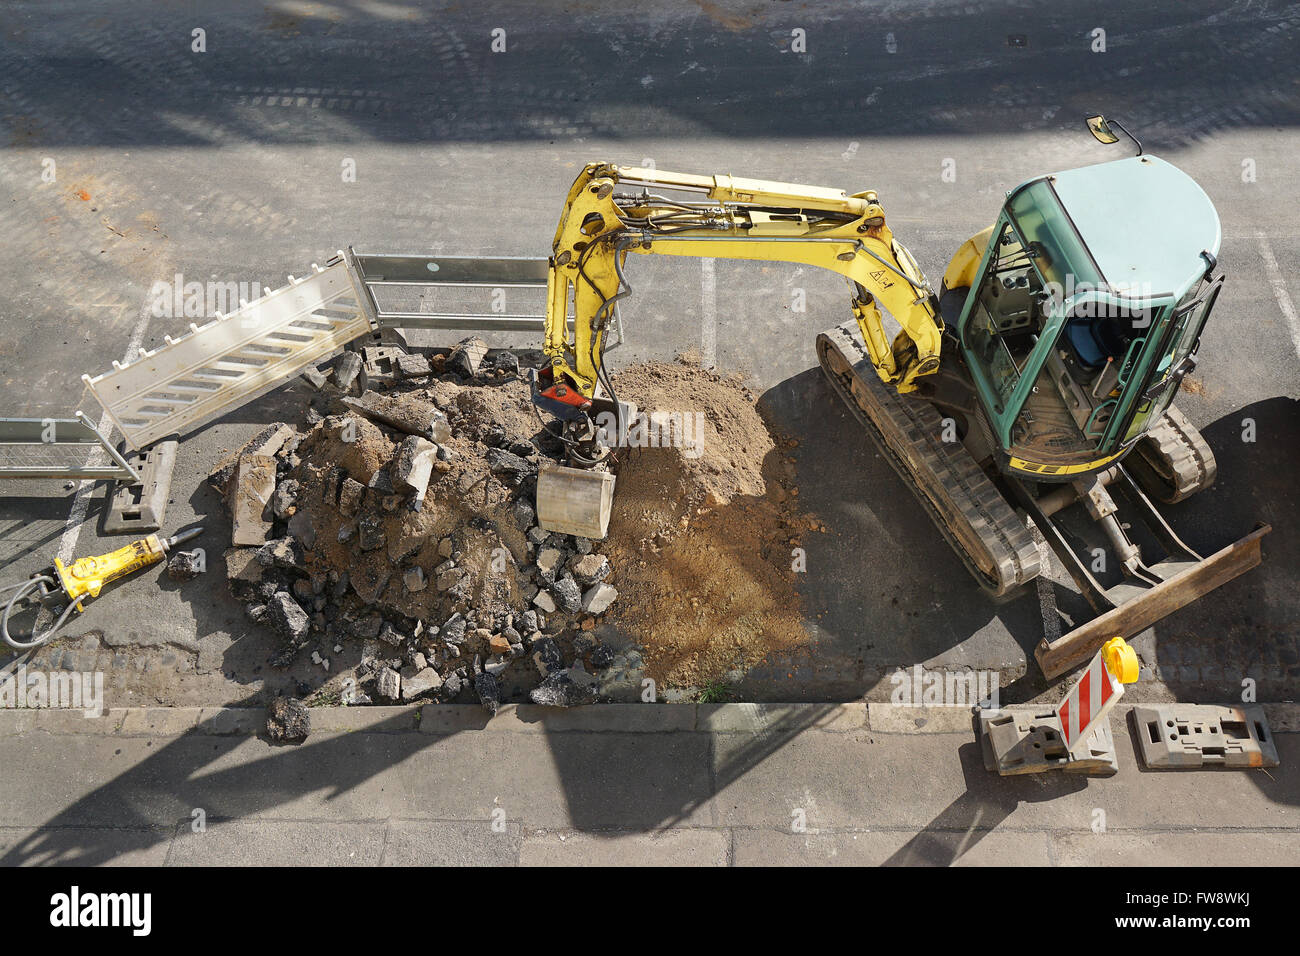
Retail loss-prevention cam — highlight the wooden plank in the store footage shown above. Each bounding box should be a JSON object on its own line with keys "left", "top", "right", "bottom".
{"left": 1036, "top": 524, "right": 1271, "bottom": 679}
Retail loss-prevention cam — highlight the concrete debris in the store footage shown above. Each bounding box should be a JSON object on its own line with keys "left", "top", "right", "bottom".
{"left": 267, "top": 592, "right": 311, "bottom": 647}
{"left": 166, "top": 549, "right": 204, "bottom": 581}
{"left": 211, "top": 355, "right": 794, "bottom": 712}
{"left": 485, "top": 447, "right": 533, "bottom": 480}
{"left": 287, "top": 509, "right": 316, "bottom": 549}
{"left": 402, "top": 666, "right": 443, "bottom": 699}
{"left": 395, "top": 353, "right": 433, "bottom": 380}
{"left": 271, "top": 478, "right": 300, "bottom": 520}
{"left": 392, "top": 435, "right": 436, "bottom": 498}
{"left": 255, "top": 537, "right": 304, "bottom": 571}
{"left": 474, "top": 670, "right": 501, "bottom": 714}
{"left": 230, "top": 454, "right": 277, "bottom": 546}
{"left": 582, "top": 582, "right": 618, "bottom": 615}
{"left": 536, "top": 547, "right": 563, "bottom": 577}
{"left": 266, "top": 697, "right": 311, "bottom": 742}
{"left": 375, "top": 666, "right": 401, "bottom": 701}
{"left": 493, "top": 351, "right": 521, "bottom": 377}
{"left": 569, "top": 553, "right": 610, "bottom": 586}
{"left": 530, "top": 667, "right": 599, "bottom": 708}
{"left": 342, "top": 391, "right": 451, "bottom": 443}
{"left": 207, "top": 423, "right": 294, "bottom": 495}
{"left": 338, "top": 477, "right": 365, "bottom": 517}
{"left": 552, "top": 577, "right": 582, "bottom": 614}
{"left": 442, "top": 613, "right": 468, "bottom": 644}
{"left": 447, "top": 336, "right": 488, "bottom": 378}
{"left": 531, "top": 636, "right": 563, "bottom": 678}
{"left": 300, "top": 365, "right": 328, "bottom": 390}
{"left": 358, "top": 344, "right": 407, "bottom": 391}
{"left": 332, "top": 350, "right": 363, "bottom": 393}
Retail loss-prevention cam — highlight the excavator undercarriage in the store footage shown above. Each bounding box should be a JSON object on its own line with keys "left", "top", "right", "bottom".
{"left": 817, "top": 320, "right": 1265, "bottom": 678}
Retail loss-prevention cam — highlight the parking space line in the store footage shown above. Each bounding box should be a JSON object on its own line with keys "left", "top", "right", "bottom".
{"left": 55, "top": 299, "right": 153, "bottom": 567}
{"left": 700, "top": 257, "right": 716, "bottom": 369}
{"left": 1030, "top": 527, "right": 1062, "bottom": 645}
{"left": 1256, "top": 233, "right": 1300, "bottom": 362}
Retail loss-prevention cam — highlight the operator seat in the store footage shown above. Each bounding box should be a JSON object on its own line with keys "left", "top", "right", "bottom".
{"left": 1063, "top": 306, "right": 1136, "bottom": 370}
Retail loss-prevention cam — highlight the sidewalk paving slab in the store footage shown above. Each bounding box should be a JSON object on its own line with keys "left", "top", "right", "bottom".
{"left": 379, "top": 820, "right": 522, "bottom": 866}
{"left": 519, "top": 828, "right": 729, "bottom": 866}
{"left": 0, "top": 704, "right": 1294, "bottom": 866}
{"left": 1050, "top": 830, "right": 1298, "bottom": 867}
{"left": 0, "top": 826, "right": 172, "bottom": 866}
{"left": 167, "top": 820, "right": 387, "bottom": 866}
{"left": 731, "top": 826, "right": 1055, "bottom": 867}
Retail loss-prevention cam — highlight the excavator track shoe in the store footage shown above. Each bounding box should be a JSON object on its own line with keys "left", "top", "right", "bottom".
{"left": 817, "top": 321, "right": 1041, "bottom": 596}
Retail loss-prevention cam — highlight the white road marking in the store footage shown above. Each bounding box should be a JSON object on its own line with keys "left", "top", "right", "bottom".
{"left": 1256, "top": 233, "right": 1300, "bottom": 361}
{"left": 700, "top": 257, "right": 717, "bottom": 369}
{"left": 1030, "top": 526, "right": 1062, "bottom": 646}
{"left": 55, "top": 301, "right": 153, "bottom": 567}
{"left": 5, "top": 300, "right": 151, "bottom": 661}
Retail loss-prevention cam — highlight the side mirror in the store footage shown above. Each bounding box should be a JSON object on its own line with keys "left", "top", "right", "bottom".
{"left": 1084, "top": 113, "right": 1142, "bottom": 155}
{"left": 1086, "top": 115, "right": 1120, "bottom": 145}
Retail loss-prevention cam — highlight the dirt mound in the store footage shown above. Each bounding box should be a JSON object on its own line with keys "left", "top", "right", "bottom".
{"left": 604, "top": 360, "right": 815, "bottom": 686}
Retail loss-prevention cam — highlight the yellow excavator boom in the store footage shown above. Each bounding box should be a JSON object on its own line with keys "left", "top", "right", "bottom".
{"left": 538, "top": 162, "right": 945, "bottom": 408}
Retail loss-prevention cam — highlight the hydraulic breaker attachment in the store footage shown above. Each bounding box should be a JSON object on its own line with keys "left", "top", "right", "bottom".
{"left": 2, "top": 526, "right": 204, "bottom": 649}
{"left": 1009, "top": 468, "right": 1269, "bottom": 679}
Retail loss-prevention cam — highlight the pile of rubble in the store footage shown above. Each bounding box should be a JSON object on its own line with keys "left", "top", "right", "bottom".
{"left": 212, "top": 338, "right": 814, "bottom": 711}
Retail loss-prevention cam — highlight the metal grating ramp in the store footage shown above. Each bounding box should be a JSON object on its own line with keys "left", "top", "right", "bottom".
{"left": 0, "top": 411, "right": 139, "bottom": 481}
{"left": 83, "top": 255, "right": 371, "bottom": 450}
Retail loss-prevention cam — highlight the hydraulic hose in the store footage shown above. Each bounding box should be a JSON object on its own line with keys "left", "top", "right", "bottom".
{"left": 2, "top": 576, "right": 78, "bottom": 650}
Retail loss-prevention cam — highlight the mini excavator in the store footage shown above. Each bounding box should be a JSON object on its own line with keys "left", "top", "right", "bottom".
{"left": 529, "top": 116, "right": 1269, "bottom": 676}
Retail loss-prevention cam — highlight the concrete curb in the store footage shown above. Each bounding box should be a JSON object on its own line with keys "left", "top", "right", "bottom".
{"left": 0, "top": 701, "right": 1295, "bottom": 737}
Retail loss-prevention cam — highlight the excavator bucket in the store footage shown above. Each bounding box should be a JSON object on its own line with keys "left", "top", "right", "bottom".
{"left": 536, "top": 462, "right": 617, "bottom": 540}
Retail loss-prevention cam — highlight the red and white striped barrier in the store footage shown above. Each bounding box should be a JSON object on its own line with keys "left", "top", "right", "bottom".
{"left": 1055, "top": 637, "right": 1139, "bottom": 754}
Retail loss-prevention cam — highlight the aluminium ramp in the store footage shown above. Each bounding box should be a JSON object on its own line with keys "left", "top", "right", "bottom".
{"left": 83, "top": 255, "right": 371, "bottom": 450}
{"left": 0, "top": 411, "right": 140, "bottom": 481}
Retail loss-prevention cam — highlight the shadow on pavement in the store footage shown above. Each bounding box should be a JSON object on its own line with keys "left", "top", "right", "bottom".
{"left": 0, "top": 699, "right": 841, "bottom": 865}
{"left": 756, "top": 367, "right": 1045, "bottom": 701}
{"left": 882, "top": 740, "right": 1085, "bottom": 865}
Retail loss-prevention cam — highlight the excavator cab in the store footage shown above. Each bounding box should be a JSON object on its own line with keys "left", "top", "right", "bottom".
{"left": 953, "top": 154, "right": 1223, "bottom": 483}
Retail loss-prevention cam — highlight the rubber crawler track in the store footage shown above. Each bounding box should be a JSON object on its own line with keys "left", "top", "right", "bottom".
{"left": 1128, "top": 403, "right": 1217, "bottom": 504}
{"left": 816, "top": 321, "right": 1041, "bottom": 596}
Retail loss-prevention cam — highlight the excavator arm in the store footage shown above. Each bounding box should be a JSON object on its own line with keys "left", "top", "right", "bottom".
{"left": 534, "top": 162, "right": 945, "bottom": 417}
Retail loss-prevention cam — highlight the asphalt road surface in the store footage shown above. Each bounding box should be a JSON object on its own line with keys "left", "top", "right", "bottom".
{"left": 0, "top": 0, "right": 1297, "bottom": 706}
